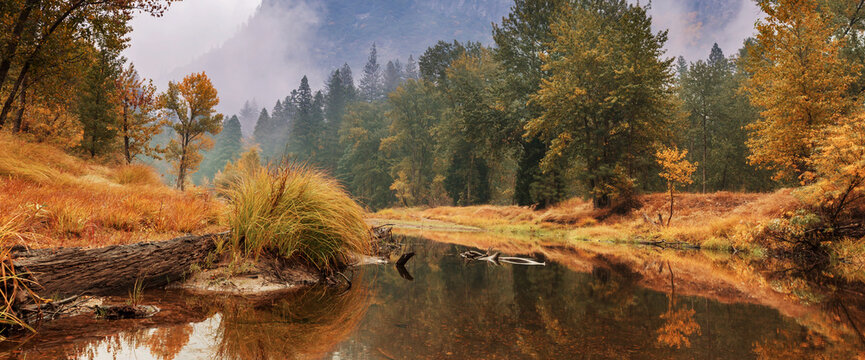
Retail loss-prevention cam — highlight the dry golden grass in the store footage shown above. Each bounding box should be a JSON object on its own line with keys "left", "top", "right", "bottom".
{"left": 373, "top": 190, "right": 801, "bottom": 246}
{"left": 216, "top": 152, "right": 371, "bottom": 270}
{"left": 0, "top": 134, "right": 224, "bottom": 248}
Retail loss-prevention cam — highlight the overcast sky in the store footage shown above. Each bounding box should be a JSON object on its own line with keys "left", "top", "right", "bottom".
{"left": 650, "top": 0, "right": 762, "bottom": 60}
{"left": 125, "top": 0, "right": 262, "bottom": 88}
{"left": 125, "top": 0, "right": 763, "bottom": 115}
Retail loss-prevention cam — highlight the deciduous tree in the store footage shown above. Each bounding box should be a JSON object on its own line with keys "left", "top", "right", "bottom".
{"left": 744, "top": 0, "right": 859, "bottom": 182}
{"left": 0, "top": 0, "right": 177, "bottom": 127}
{"left": 115, "top": 63, "right": 161, "bottom": 163}
{"left": 381, "top": 80, "right": 448, "bottom": 206}
{"left": 656, "top": 146, "right": 697, "bottom": 226}
{"left": 161, "top": 72, "right": 223, "bottom": 190}
{"left": 527, "top": 0, "right": 677, "bottom": 208}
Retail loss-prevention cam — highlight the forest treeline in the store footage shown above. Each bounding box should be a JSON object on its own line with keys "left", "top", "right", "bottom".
{"left": 4, "top": 0, "right": 865, "bottom": 220}
{"left": 203, "top": 0, "right": 777, "bottom": 210}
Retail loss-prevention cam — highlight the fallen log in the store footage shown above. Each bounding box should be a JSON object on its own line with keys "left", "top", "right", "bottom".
{"left": 11, "top": 232, "right": 227, "bottom": 298}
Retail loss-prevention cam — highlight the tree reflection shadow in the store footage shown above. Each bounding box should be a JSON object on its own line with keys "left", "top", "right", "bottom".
{"left": 145, "top": 324, "right": 194, "bottom": 360}
{"left": 656, "top": 261, "right": 701, "bottom": 349}
{"left": 209, "top": 280, "right": 371, "bottom": 360}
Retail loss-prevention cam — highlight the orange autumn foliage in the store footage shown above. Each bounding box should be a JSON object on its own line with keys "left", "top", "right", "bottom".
{"left": 161, "top": 72, "right": 223, "bottom": 190}
{"left": 0, "top": 134, "right": 223, "bottom": 248}
{"left": 656, "top": 146, "right": 697, "bottom": 226}
{"left": 800, "top": 113, "right": 865, "bottom": 223}
{"left": 744, "top": 0, "right": 859, "bottom": 181}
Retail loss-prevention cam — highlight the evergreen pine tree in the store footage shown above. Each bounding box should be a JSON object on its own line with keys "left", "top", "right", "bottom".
{"left": 405, "top": 55, "right": 419, "bottom": 80}
{"left": 339, "top": 63, "right": 357, "bottom": 100}
{"left": 195, "top": 115, "right": 243, "bottom": 183}
{"left": 78, "top": 49, "right": 121, "bottom": 158}
{"left": 383, "top": 60, "right": 404, "bottom": 94}
{"left": 359, "top": 43, "right": 383, "bottom": 101}
{"left": 320, "top": 70, "right": 347, "bottom": 170}
{"left": 268, "top": 99, "right": 290, "bottom": 159}
{"left": 252, "top": 108, "right": 272, "bottom": 159}
{"left": 289, "top": 76, "right": 321, "bottom": 161}
{"left": 238, "top": 99, "right": 259, "bottom": 136}
{"left": 492, "top": 0, "right": 571, "bottom": 207}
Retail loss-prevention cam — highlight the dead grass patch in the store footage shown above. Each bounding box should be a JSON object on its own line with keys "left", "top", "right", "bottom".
{"left": 0, "top": 134, "right": 224, "bottom": 248}
{"left": 375, "top": 190, "right": 800, "bottom": 247}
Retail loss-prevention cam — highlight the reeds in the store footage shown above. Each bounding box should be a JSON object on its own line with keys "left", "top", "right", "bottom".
{"left": 217, "top": 151, "right": 371, "bottom": 270}
{"left": 127, "top": 277, "right": 145, "bottom": 306}
{"left": 0, "top": 217, "right": 43, "bottom": 339}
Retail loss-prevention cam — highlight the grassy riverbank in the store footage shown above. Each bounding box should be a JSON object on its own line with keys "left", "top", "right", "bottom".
{"left": 0, "top": 135, "right": 224, "bottom": 248}
{"left": 373, "top": 190, "right": 800, "bottom": 251}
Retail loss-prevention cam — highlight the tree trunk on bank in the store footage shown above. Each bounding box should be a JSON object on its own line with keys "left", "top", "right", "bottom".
{"left": 12, "top": 77, "right": 27, "bottom": 132}
{"left": 11, "top": 233, "right": 226, "bottom": 298}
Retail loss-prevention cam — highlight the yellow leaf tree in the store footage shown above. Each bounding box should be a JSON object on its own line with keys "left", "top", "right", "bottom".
{"left": 743, "top": 0, "right": 859, "bottom": 182}
{"left": 656, "top": 146, "right": 697, "bottom": 226}
{"left": 803, "top": 113, "right": 865, "bottom": 223}
{"left": 526, "top": 2, "right": 677, "bottom": 208}
{"left": 161, "top": 72, "right": 223, "bottom": 190}
{"left": 115, "top": 63, "right": 161, "bottom": 164}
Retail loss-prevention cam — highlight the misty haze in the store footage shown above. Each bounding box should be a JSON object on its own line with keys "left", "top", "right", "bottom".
{"left": 1, "top": 0, "right": 864, "bottom": 359}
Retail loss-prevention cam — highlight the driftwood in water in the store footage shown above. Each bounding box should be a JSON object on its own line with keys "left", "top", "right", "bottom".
{"left": 395, "top": 252, "right": 415, "bottom": 266}
{"left": 395, "top": 252, "right": 415, "bottom": 281}
{"left": 11, "top": 232, "right": 227, "bottom": 298}
{"left": 459, "top": 248, "right": 545, "bottom": 266}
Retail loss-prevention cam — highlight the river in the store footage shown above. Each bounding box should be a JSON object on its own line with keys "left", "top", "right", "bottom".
{"left": 7, "top": 235, "right": 864, "bottom": 359}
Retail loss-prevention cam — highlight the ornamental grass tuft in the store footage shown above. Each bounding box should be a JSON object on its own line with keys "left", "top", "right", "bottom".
{"left": 216, "top": 150, "right": 371, "bottom": 270}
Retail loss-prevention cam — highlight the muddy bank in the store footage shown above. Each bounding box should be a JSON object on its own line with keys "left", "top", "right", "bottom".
{"left": 172, "top": 254, "right": 324, "bottom": 295}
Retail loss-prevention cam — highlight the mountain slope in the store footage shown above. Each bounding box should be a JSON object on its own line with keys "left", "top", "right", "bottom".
{"left": 169, "top": 0, "right": 511, "bottom": 124}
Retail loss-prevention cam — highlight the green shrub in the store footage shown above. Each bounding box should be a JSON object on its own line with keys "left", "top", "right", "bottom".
{"left": 217, "top": 150, "right": 371, "bottom": 270}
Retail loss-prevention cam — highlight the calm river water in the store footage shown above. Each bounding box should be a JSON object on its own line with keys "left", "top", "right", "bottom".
{"left": 8, "top": 236, "right": 861, "bottom": 359}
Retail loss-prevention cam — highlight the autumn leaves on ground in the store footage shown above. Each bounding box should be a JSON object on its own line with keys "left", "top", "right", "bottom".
{"left": 0, "top": 128, "right": 802, "bottom": 254}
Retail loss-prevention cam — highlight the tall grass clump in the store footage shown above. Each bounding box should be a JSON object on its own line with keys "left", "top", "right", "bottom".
{"left": 0, "top": 217, "right": 43, "bottom": 339}
{"left": 216, "top": 150, "right": 371, "bottom": 270}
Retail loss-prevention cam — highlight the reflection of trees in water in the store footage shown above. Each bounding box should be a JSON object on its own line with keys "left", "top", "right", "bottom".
{"left": 20, "top": 237, "right": 865, "bottom": 359}
{"left": 656, "top": 262, "right": 701, "bottom": 349}
{"left": 750, "top": 293, "right": 865, "bottom": 359}
{"left": 146, "top": 324, "right": 194, "bottom": 360}
{"left": 210, "top": 283, "right": 371, "bottom": 360}
{"left": 586, "top": 264, "right": 638, "bottom": 319}
{"left": 63, "top": 323, "right": 191, "bottom": 360}
{"left": 750, "top": 328, "right": 864, "bottom": 360}
{"left": 657, "top": 307, "right": 701, "bottom": 349}
{"left": 337, "top": 238, "right": 852, "bottom": 359}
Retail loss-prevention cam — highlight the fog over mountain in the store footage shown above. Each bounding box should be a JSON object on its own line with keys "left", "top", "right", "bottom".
{"left": 127, "top": 0, "right": 761, "bottom": 130}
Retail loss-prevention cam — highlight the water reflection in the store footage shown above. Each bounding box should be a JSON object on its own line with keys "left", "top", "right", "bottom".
{"left": 210, "top": 284, "right": 370, "bottom": 360}
{"left": 8, "top": 236, "right": 865, "bottom": 359}
{"left": 656, "top": 262, "right": 701, "bottom": 349}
